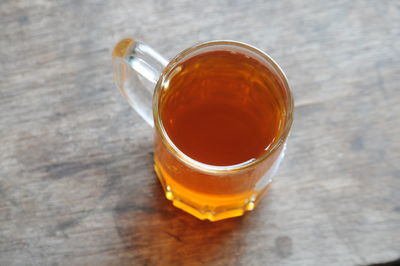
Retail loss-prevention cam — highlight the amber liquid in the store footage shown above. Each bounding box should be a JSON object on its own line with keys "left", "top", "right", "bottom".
{"left": 154, "top": 49, "right": 286, "bottom": 220}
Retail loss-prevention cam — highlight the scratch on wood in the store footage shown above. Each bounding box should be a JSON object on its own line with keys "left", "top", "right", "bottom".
{"left": 163, "top": 231, "right": 183, "bottom": 243}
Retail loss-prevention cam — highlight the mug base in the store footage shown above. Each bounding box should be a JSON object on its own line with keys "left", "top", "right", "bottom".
{"left": 153, "top": 162, "right": 271, "bottom": 222}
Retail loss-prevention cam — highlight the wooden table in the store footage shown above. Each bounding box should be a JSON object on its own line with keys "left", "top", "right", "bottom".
{"left": 1, "top": 1, "right": 399, "bottom": 265}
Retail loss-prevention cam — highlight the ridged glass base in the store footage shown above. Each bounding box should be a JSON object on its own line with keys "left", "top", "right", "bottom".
{"left": 154, "top": 163, "right": 271, "bottom": 222}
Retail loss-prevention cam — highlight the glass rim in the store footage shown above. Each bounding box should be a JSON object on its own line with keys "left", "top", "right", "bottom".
{"left": 153, "top": 40, "right": 294, "bottom": 174}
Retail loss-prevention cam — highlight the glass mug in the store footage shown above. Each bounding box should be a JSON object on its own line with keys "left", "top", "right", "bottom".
{"left": 112, "top": 38, "right": 293, "bottom": 221}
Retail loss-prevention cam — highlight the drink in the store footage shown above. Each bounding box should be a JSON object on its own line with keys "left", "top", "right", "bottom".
{"left": 153, "top": 49, "right": 287, "bottom": 220}
{"left": 114, "top": 38, "right": 293, "bottom": 221}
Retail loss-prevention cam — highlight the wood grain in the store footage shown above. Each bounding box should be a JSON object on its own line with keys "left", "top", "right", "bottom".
{"left": 0, "top": 0, "right": 399, "bottom": 265}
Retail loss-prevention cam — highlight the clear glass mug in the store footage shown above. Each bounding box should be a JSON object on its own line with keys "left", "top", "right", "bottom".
{"left": 112, "top": 38, "right": 293, "bottom": 221}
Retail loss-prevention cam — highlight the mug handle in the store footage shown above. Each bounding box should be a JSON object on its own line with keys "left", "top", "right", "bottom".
{"left": 112, "top": 38, "right": 168, "bottom": 127}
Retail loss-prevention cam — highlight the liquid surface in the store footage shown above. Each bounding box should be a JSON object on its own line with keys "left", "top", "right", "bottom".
{"left": 160, "top": 50, "right": 283, "bottom": 166}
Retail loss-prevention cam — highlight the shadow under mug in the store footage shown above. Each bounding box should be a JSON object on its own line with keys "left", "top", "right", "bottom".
{"left": 112, "top": 39, "right": 293, "bottom": 221}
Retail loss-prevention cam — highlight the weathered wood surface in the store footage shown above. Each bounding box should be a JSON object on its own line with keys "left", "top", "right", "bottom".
{"left": 1, "top": 0, "right": 399, "bottom": 265}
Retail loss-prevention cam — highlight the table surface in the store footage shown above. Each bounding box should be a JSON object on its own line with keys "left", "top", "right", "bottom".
{"left": 1, "top": 0, "right": 399, "bottom": 265}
